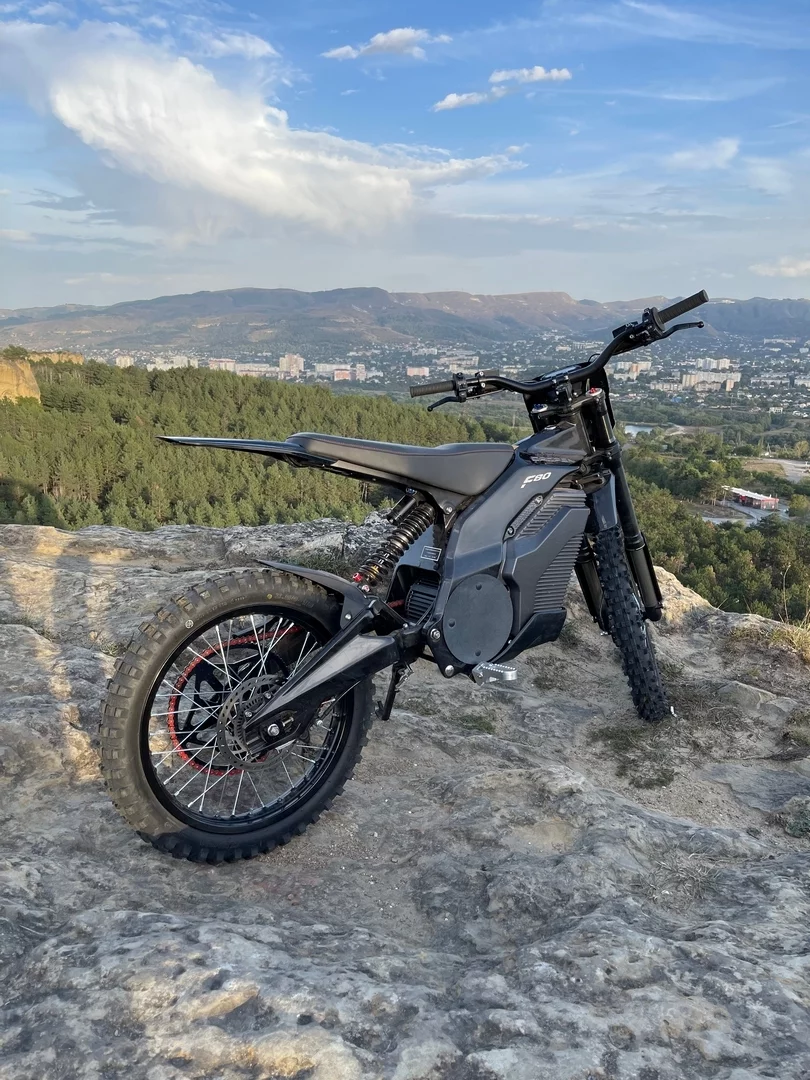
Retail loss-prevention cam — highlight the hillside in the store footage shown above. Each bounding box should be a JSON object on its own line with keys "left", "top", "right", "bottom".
{"left": 0, "top": 361, "right": 496, "bottom": 530}
{"left": 2, "top": 286, "right": 808, "bottom": 351}
{"left": 0, "top": 518, "right": 808, "bottom": 1078}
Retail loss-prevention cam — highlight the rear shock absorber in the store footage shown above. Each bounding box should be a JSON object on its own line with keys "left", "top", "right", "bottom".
{"left": 353, "top": 499, "right": 435, "bottom": 591}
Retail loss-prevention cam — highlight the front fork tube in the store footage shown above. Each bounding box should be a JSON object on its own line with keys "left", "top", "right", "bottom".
{"left": 583, "top": 394, "right": 663, "bottom": 622}
{"left": 612, "top": 463, "right": 663, "bottom": 622}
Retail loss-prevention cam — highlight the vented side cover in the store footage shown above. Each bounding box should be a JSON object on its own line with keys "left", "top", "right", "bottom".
{"left": 503, "top": 487, "right": 589, "bottom": 633}
{"left": 405, "top": 580, "right": 440, "bottom": 621}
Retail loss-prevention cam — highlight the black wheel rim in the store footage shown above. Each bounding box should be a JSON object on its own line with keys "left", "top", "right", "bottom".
{"left": 140, "top": 606, "right": 353, "bottom": 833}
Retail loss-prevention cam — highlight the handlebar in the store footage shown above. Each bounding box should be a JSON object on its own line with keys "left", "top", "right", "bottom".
{"left": 410, "top": 379, "right": 455, "bottom": 398}
{"left": 409, "top": 369, "right": 500, "bottom": 398}
{"left": 657, "top": 289, "right": 709, "bottom": 325}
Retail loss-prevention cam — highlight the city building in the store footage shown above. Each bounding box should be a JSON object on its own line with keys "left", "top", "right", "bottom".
{"left": 147, "top": 354, "right": 197, "bottom": 371}
{"left": 208, "top": 358, "right": 236, "bottom": 372}
{"left": 279, "top": 353, "right": 305, "bottom": 376}
{"left": 333, "top": 368, "right": 351, "bottom": 381}
{"left": 114, "top": 355, "right": 134, "bottom": 368}
{"left": 236, "top": 363, "right": 280, "bottom": 378}
{"left": 406, "top": 366, "right": 431, "bottom": 378}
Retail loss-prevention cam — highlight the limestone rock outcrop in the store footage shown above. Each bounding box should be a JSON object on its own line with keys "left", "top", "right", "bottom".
{"left": 0, "top": 519, "right": 808, "bottom": 1079}
{"left": 27, "top": 350, "right": 84, "bottom": 364}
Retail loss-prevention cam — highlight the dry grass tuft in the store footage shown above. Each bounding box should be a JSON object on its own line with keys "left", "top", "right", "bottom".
{"left": 642, "top": 849, "right": 721, "bottom": 909}
{"left": 725, "top": 620, "right": 810, "bottom": 665}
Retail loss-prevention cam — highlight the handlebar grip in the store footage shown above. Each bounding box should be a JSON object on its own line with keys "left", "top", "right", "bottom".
{"left": 658, "top": 290, "right": 709, "bottom": 324}
{"left": 410, "top": 380, "right": 455, "bottom": 398}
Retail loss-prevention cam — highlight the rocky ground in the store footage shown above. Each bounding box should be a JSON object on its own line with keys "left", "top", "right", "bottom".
{"left": 0, "top": 518, "right": 808, "bottom": 1080}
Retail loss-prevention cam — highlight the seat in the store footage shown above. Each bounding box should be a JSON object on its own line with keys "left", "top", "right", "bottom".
{"left": 288, "top": 433, "right": 514, "bottom": 497}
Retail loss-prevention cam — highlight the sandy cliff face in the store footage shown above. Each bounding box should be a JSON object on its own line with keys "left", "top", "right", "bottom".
{"left": 0, "top": 518, "right": 808, "bottom": 1079}
{"left": 0, "top": 357, "right": 40, "bottom": 401}
{"left": 26, "top": 350, "right": 84, "bottom": 364}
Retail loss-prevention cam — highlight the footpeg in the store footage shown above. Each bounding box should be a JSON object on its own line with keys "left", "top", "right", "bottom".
{"left": 472, "top": 662, "right": 518, "bottom": 686}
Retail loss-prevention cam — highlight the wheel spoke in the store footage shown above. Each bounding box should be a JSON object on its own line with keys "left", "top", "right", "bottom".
{"left": 145, "top": 607, "right": 349, "bottom": 825}
{"left": 188, "top": 767, "right": 236, "bottom": 810}
{"left": 232, "top": 768, "right": 245, "bottom": 816}
{"left": 215, "top": 624, "right": 233, "bottom": 690}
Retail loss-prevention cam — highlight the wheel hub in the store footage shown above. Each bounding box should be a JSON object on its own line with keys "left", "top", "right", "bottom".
{"left": 216, "top": 673, "right": 285, "bottom": 768}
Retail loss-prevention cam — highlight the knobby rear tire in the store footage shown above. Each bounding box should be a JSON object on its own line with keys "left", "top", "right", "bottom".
{"left": 594, "top": 526, "right": 670, "bottom": 723}
{"left": 99, "top": 570, "right": 374, "bottom": 863}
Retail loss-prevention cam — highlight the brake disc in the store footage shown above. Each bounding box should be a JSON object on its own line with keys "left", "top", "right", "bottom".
{"left": 215, "top": 674, "right": 286, "bottom": 770}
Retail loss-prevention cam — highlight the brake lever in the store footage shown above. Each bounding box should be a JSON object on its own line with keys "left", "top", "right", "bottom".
{"left": 427, "top": 395, "right": 458, "bottom": 412}
{"left": 658, "top": 320, "right": 705, "bottom": 340}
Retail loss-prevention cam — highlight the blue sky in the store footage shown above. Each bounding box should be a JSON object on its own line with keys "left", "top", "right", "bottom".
{"left": 1, "top": 0, "right": 809, "bottom": 307}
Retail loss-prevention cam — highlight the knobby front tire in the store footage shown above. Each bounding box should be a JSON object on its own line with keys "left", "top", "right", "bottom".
{"left": 594, "top": 526, "right": 670, "bottom": 723}
{"left": 99, "top": 570, "right": 374, "bottom": 863}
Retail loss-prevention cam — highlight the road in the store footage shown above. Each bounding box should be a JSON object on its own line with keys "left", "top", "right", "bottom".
{"left": 765, "top": 458, "right": 810, "bottom": 483}
{"left": 746, "top": 457, "right": 810, "bottom": 484}
{"left": 701, "top": 499, "right": 790, "bottom": 527}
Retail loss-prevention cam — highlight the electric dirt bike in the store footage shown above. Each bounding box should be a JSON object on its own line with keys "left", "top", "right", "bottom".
{"left": 100, "top": 290, "right": 710, "bottom": 861}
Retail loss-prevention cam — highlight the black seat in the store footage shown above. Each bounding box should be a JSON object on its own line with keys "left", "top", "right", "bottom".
{"left": 289, "top": 433, "right": 514, "bottom": 497}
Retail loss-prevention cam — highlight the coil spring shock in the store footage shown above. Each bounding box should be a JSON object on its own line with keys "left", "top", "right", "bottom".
{"left": 353, "top": 501, "right": 436, "bottom": 590}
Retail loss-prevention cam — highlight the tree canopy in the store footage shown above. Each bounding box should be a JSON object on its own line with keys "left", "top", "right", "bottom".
{"left": 0, "top": 360, "right": 490, "bottom": 530}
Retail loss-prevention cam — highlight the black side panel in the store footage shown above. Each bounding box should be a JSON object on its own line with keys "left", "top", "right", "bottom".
{"left": 494, "top": 610, "right": 567, "bottom": 663}
{"left": 503, "top": 489, "right": 589, "bottom": 633}
{"left": 424, "top": 455, "right": 580, "bottom": 669}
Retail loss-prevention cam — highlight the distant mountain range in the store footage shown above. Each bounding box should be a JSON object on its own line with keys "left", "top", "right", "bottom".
{"left": 1, "top": 287, "right": 809, "bottom": 352}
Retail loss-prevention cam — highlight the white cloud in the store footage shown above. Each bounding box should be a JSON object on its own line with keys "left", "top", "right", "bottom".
{"left": 29, "top": 2, "right": 70, "bottom": 17}
{"left": 745, "top": 158, "right": 792, "bottom": 196}
{"left": 750, "top": 256, "right": 810, "bottom": 278}
{"left": 322, "top": 27, "right": 450, "bottom": 62}
{"left": 435, "top": 65, "right": 572, "bottom": 112}
{"left": 433, "top": 86, "right": 510, "bottom": 111}
{"left": 0, "top": 22, "right": 514, "bottom": 236}
{"left": 193, "top": 30, "right": 278, "bottom": 60}
{"left": 489, "top": 66, "right": 572, "bottom": 85}
{"left": 666, "top": 137, "right": 740, "bottom": 170}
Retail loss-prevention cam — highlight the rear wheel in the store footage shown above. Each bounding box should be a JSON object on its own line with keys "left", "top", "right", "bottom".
{"left": 594, "top": 526, "right": 670, "bottom": 723}
{"left": 100, "top": 570, "right": 374, "bottom": 863}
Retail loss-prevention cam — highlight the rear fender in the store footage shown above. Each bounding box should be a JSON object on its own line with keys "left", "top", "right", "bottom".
{"left": 159, "top": 435, "right": 334, "bottom": 468}
{"left": 258, "top": 560, "right": 369, "bottom": 620}
{"left": 159, "top": 435, "right": 465, "bottom": 509}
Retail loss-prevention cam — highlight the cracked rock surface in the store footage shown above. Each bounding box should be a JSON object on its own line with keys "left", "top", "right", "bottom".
{"left": 0, "top": 520, "right": 808, "bottom": 1080}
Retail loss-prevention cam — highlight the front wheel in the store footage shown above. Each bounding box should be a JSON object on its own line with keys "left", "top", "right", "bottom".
{"left": 594, "top": 526, "right": 671, "bottom": 723}
{"left": 99, "top": 570, "right": 374, "bottom": 863}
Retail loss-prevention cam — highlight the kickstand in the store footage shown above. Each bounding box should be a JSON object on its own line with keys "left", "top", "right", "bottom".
{"left": 376, "top": 664, "right": 411, "bottom": 722}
